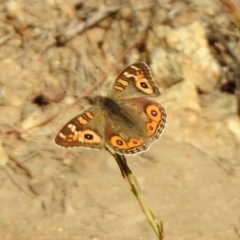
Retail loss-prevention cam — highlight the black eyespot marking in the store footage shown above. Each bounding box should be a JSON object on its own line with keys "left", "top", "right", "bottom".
{"left": 140, "top": 82, "right": 148, "bottom": 88}
{"left": 151, "top": 110, "right": 158, "bottom": 116}
{"left": 133, "top": 140, "right": 137, "bottom": 144}
{"left": 149, "top": 126, "right": 153, "bottom": 130}
{"left": 84, "top": 134, "right": 93, "bottom": 140}
{"left": 117, "top": 140, "right": 123, "bottom": 146}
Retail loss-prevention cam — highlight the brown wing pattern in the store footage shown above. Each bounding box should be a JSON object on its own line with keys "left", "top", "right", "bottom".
{"left": 108, "top": 62, "right": 160, "bottom": 100}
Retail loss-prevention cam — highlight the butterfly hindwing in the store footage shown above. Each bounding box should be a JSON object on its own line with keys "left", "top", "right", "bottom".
{"left": 127, "top": 98, "right": 166, "bottom": 142}
{"left": 104, "top": 98, "right": 166, "bottom": 154}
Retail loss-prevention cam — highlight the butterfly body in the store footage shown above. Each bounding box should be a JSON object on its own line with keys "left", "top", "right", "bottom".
{"left": 55, "top": 62, "right": 167, "bottom": 154}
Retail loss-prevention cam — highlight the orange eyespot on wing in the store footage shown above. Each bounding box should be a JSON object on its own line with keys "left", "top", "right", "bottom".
{"left": 110, "top": 136, "right": 128, "bottom": 149}
{"left": 123, "top": 68, "right": 154, "bottom": 94}
{"left": 78, "top": 129, "right": 102, "bottom": 144}
{"left": 128, "top": 138, "right": 145, "bottom": 148}
{"left": 135, "top": 79, "right": 154, "bottom": 94}
{"left": 109, "top": 135, "right": 147, "bottom": 154}
{"left": 145, "top": 103, "right": 166, "bottom": 139}
{"left": 56, "top": 128, "right": 102, "bottom": 147}
{"left": 146, "top": 104, "right": 162, "bottom": 123}
{"left": 147, "top": 121, "right": 158, "bottom": 137}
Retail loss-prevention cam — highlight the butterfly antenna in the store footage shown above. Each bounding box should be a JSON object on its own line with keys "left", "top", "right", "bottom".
{"left": 63, "top": 90, "right": 92, "bottom": 99}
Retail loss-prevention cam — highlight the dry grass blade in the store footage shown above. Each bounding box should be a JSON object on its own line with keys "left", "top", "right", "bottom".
{"left": 0, "top": 33, "right": 15, "bottom": 47}
{"left": 109, "top": 150, "right": 165, "bottom": 240}
{"left": 3, "top": 166, "right": 34, "bottom": 198}
{"left": 221, "top": 0, "right": 240, "bottom": 28}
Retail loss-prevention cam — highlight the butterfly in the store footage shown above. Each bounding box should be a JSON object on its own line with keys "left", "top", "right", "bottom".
{"left": 55, "top": 62, "right": 167, "bottom": 154}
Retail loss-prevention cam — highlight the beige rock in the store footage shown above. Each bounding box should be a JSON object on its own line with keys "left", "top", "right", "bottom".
{"left": 203, "top": 92, "right": 238, "bottom": 116}
{"left": 6, "top": 0, "right": 23, "bottom": 19}
{"left": 165, "top": 21, "right": 220, "bottom": 93}
{"left": 151, "top": 47, "right": 183, "bottom": 87}
{"left": 159, "top": 79, "right": 200, "bottom": 112}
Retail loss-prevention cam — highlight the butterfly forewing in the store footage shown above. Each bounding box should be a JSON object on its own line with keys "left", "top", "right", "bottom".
{"left": 55, "top": 106, "right": 106, "bottom": 149}
{"left": 108, "top": 62, "right": 160, "bottom": 100}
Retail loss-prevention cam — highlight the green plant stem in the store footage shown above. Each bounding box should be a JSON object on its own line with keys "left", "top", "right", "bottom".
{"left": 108, "top": 150, "right": 165, "bottom": 240}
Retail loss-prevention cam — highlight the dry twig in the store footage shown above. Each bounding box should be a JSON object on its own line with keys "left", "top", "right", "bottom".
{"left": 55, "top": 5, "right": 121, "bottom": 46}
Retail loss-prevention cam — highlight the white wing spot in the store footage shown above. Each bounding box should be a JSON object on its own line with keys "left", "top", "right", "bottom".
{"left": 130, "top": 65, "right": 139, "bottom": 70}
{"left": 123, "top": 72, "right": 136, "bottom": 79}
{"left": 71, "top": 124, "right": 76, "bottom": 132}
{"left": 59, "top": 132, "right": 66, "bottom": 139}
